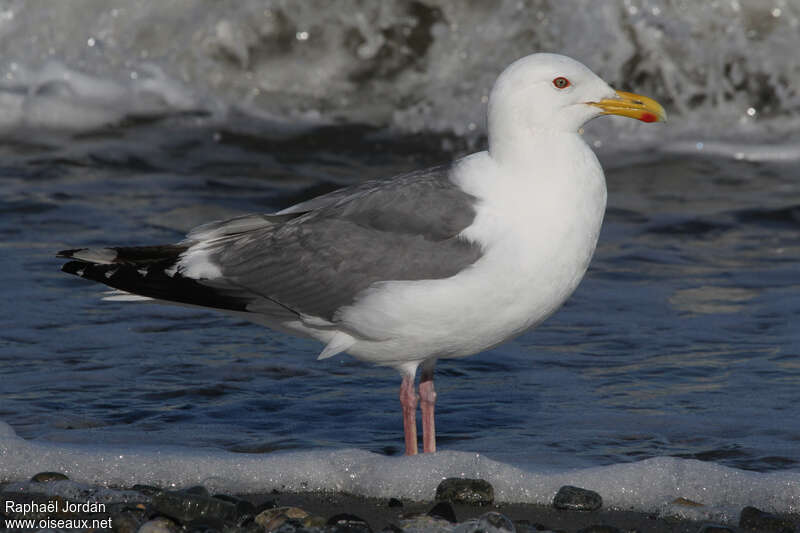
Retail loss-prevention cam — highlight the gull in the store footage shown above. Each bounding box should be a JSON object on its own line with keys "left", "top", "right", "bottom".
{"left": 58, "top": 53, "right": 665, "bottom": 455}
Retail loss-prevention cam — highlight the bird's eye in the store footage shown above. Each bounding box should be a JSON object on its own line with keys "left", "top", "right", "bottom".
{"left": 553, "top": 77, "right": 571, "bottom": 89}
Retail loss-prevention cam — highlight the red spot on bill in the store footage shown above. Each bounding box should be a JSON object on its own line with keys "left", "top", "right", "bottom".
{"left": 640, "top": 112, "right": 657, "bottom": 123}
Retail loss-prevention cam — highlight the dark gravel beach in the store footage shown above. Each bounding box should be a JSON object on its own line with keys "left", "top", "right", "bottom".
{"left": 3, "top": 474, "right": 798, "bottom": 533}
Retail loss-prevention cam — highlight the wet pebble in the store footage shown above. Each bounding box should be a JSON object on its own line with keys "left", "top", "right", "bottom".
{"left": 110, "top": 509, "right": 147, "bottom": 533}
{"left": 387, "top": 498, "right": 403, "bottom": 508}
{"left": 672, "top": 497, "right": 704, "bottom": 507}
{"left": 255, "top": 506, "right": 328, "bottom": 532}
{"left": 272, "top": 523, "right": 300, "bottom": 533}
{"left": 132, "top": 484, "right": 163, "bottom": 497}
{"left": 30, "top": 471, "right": 69, "bottom": 482}
{"left": 326, "top": 512, "right": 373, "bottom": 533}
{"left": 137, "top": 516, "right": 180, "bottom": 533}
{"left": 183, "top": 485, "right": 211, "bottom": 497}
{"left": 435, "top": 478, "right": 494, "bottom": 506}
{"left": 151, "top": 489, "right": 238, "bottom": 524}
{"left": 512, "top": 519, "right": 551, "bottom": 533}
{"left": 478, "top": 512, "right": 515, "bottom": 533}
{"left": 552, "top": 485, "right": 602, "bottom": 511}
{"left": 452, "top": 512, "right": 515, "bottom": 533}
{"left": 255, "top": 506, "right": 307, "bottom": 530}
{"left": 211, "top": 494, "right": 257, "bottom": 525}
{"left": 427, "top": 501, "right": 457, "bottom": 523}
{"left": 397, "top": 514, "right": 453, "bottom": 533}
{"left": 304, "top": 515, "right": 328, "bottom": 528}
{"left": 739, "top": 506, "right": 795, "bottom": 532}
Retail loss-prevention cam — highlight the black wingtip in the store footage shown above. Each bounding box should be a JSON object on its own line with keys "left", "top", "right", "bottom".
{"left": 60, "top": 258, "right": 249, "bottom": 312}
{"left": 61, "top": 260, "right": 87, "bottom": 275}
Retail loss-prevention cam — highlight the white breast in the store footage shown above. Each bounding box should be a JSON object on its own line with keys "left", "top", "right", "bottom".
{"left": 333, "top": 133, "right": 607, "bottom": 368}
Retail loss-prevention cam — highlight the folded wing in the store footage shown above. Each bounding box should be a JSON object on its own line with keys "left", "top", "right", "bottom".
{"left": 59, "top": 164, "right": 484, "bottom": 326}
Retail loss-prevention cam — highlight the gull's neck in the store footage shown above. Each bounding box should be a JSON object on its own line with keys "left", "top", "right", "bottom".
{"left": 488, "top": 124, "right": 588, "bottom": 170}
{"left": 486, "top": 92, "right": 598, "bottom": 168}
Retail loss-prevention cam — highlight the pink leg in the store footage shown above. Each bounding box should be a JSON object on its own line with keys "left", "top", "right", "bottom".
{"left": 400, "top": 373, "right": 418, "bottom": 455}
{"left": 420, "top": 365, "right": 437, "bottom": 453}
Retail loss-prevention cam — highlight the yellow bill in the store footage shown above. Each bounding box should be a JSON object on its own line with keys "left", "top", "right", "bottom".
{"left": 589, "top": 90, "right": 667, "bottom": 123}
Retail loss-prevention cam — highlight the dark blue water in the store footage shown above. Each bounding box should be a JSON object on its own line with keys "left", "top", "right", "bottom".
{"left": 2, "top": 116, "right": 799, "bottom": 473}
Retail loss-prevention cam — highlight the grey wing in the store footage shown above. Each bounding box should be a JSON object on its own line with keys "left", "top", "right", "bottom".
{"left": 192, "top": 164, "right": 483, "bottom": 323}
{"left": 276, "top": 164, "right": 453, "bottom": 215}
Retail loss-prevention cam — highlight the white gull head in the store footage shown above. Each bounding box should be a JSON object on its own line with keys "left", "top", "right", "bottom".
{"left": 487, "top": 53, "right": 666, "bottom": 162}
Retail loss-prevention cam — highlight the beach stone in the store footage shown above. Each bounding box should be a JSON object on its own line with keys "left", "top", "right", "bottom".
{"left": 137, "top": 517, "right": 180, "bottom": 533}
{"left": 302, "top": 515, "right": 327, "bottom": 528}
{"left": 436, "top": 478, "right": 494, "bottom": 506}
{"left": 111, "top": 509, "right": 147, "bottom": 533}
{"left": 428, "top": 501, "right": 457, "bottom": 523}
{"left": 513, "top": 519, "right": 553, "bottom": 533}
{"left": 183, "top": 485, "right": 211, "bottom": 497}
{"left": 398, "top": 514, "right": 453, "bottom": 533}
{"left": 552, "top": 485, "right": 602, "bottom": 511}
{"left": 151, "top": 490, "right": 238, "bottom": 524}
{"left": 477, "top": 512, "right": 515, "bottom": 533}
{"left": 451, "top": 519, "right": 481, "bottom": 533}
{"left": 132, "top": 484, "right": 163, "bottom": 497}
{"left": 697, "top": 524, "right": 735, "bottom": 533}
{"left": 739, "top": 506, "right": 795, "bottom": 532}
{"left": 673, "top": 497, "right": 704, "bottom": 507}
{"left": 272, "top": 523, "right": 300, "bottom": 533}
{"left": 30, "top": 471, "right": 69, "bottom": 482}
{"left": 255, "top": 507, "right": 310, "bottom": 531}
{"left": 212, "top": 494, "right": 257, "bottom": 525}
{"left": 452, "top": 513, "right": 515, "bottom": 533}
{"left": 258, "top": 506, "right": 309, "bottom": 521}
{"left": 327, "top": 513, "right": 373, "bottom": 533}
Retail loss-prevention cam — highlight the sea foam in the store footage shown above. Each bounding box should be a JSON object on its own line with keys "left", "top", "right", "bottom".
{"left": 2, "top": 420, "right": 798, "bottom": 524}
